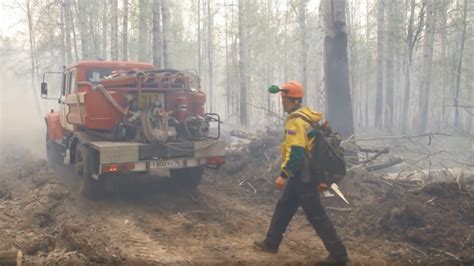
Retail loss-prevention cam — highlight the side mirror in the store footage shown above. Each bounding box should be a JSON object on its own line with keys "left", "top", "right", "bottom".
{"left": 41, "top": 82, "right": 48, "bottom": 98}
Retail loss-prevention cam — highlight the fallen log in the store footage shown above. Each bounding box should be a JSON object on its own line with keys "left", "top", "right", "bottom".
{"left": 230, "top": 129, "right": 259, "bottom": 140}
{"left": 0, "top": 250, "right": 22, "bottom": 266}
{"left": 384, "top": 168, "right": 474, "bottom": 184}
{"left": 365, "top": 157, "right": 404, "bottom": 172}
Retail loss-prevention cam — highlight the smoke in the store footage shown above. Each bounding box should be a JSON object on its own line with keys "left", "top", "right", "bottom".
{"left": 0, "top": 59, "right": 46, "bottom": 158}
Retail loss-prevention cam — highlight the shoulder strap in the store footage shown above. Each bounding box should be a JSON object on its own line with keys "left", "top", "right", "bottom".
{"left": 290, "top": 112, "right": 322, "bottom": 132}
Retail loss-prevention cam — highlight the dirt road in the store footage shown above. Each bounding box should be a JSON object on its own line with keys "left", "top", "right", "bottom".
{"left": 0, "top": 144, "right": 472, "bottom": 265}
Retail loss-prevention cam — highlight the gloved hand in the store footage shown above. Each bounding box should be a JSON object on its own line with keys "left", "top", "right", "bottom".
{"left": 275, "top": 176, "right": 287, "bottom": 190}
{"left": 318, "top": 183, "right": 329, "bottom": 192}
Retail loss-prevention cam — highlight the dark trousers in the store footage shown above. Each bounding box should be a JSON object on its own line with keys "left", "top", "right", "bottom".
{"left": 265, "top": 176, "right": 347, "bottom": 257}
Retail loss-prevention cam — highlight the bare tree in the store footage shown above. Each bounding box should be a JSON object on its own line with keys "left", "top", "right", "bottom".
{"left": 138, "top": 0, "right": 148, "bottom": 62}
{"left": 152, "top": 0, "right": 162, "bottom": 67}
{"left": 63, "top": 0, "right": 73, "bottom": 64}
{"left": 238, "top": 0, "right": 248, "bottom": 126}
{"left": 197, "top": 0, "right": 202, "bottom": 75}
{"left": 454, "top": 0, "right": 468, "bottom": 129}
{"left": 110, "top": 0, "right": 118, "bottom": 60}
{"left": 122, "top": 0, "right": 129, "bottom": 61}
{"left": 322, "top": 0, "right": 354, "bottom": 137}
{"left": 207, "top": 0, "right": 214, "bottom": 112}
{"left": 59, "top": 0, "right": 66, "bottom": 65}
{"left": 101, "top": 0, "right": 108, "bottom": 59}
{"left": 374, "top": 0, "right": 384, "bottom": 129}
{"left": 298, "top": 0, "right": 308, "bottom": 105}
{"left": 161, "top": 0, "right": 173, "bottom": 68}
{"left": 402, "top": 0, "right": 424, "bottom": 133}
{"left": 417, "top": 0, "right": 435, "bottom": 133}
{"left": 385, "top": 0, "right": 395, "bottom": 132}
{"left": 25, "top": 0, "right": 42, "bottom": 117}
{"left": 76, "top": 0, "right": 91, "bottom": 59}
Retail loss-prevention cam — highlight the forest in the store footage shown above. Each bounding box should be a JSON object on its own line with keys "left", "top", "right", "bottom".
{"left": 0, "top": 0, "right": 473, "bottom": 265}
{"left": 0, "top": 0, "right": 472, "bottom": 135}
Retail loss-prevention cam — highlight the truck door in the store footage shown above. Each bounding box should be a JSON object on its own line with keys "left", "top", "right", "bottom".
{"left": 59, "top": 69, "right": 76, "bottom": 131}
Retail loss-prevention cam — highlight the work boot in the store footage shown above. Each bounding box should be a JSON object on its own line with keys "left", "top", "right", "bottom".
{"left": 316, "top": 254, "right": 349, "bottom": 265}
{"left": 253, "top": 239, "right": 278, "bottom": 254}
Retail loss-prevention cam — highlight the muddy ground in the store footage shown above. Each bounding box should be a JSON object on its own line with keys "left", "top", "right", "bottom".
{"left": 0, "top": 140, "right": 473, "bottom": 265}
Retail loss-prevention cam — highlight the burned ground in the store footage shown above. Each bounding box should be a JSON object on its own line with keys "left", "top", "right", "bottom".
{"left": 0, "top": 137, "right": 473, "bottom": 265}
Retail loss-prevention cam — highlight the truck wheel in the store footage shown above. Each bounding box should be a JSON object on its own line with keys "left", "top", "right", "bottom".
{"left": 45, "top": 134, "right": 64, "bottom": 167}
{"left": 169, "top": 166, "right": 203, "bottom": 190}
{"left": 75, "top": 144, "right": 105, "bottom": 200}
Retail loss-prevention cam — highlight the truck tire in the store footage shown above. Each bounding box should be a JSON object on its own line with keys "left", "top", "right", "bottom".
{"left": 75, "top": 144, "right": 105, "bottom": 200}
{"left": 46, "top": 133, "right": 64, "bottom": 167}
{"left": 169, "top": 166, "right": 203, "bottom": 190}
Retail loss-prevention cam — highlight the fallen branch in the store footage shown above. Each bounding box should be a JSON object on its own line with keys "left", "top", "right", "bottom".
{"left": 365, "top": 157, "right": 404, "bottom": 172}
{"left": 230, "top": 129, "right": 258, "bottom": 140}
{"left": 355, "top": 132, "right": 451, "bottom": 142}
{"left": 246, "top": 182, "right": 257, "bottom": 194}
{"left": 397, "top": 150, "right": 446, "bottom": 178}
{"left": 247, "top": 102, "right": 285, "bottom": 121}
{"left": 326, "top": 207, "right": 352, "bottom": 212}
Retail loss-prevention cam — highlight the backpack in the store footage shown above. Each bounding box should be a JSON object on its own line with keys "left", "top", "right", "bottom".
{"left": 291, "top": 113, "right": 347, "bottom": 184}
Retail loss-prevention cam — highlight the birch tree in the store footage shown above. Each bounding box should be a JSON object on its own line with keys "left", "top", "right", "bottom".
{"left": 110, "top": 0, "right": 118, "bottom": 60}
{"left": 207, "top": 0, "right": 214, "bottom": 112}
{"left": 138, "top": 0, "right": 148, "bottom": 62}
{"left": 298, "top": 0, "right": 308, "bottom": 105}
{"left": 454, "top": 0, "right": 468, "bottom": 129}
{"left": 374, "top": 0, "right": 384, "bottom": 128}
{"left": 238, "top": 0, "right": 248, "bottom": 126}
{"left": 161, "top": 0, "right": 173, "bottom": 68}
{"left": 152, "top": 0, "right": 162, "bottom": 67}
{"left": 122, "top": 0, "right": 129, "bottom": 61}
{"left": 417, "top": 0, "right": 435, "bottom": 133}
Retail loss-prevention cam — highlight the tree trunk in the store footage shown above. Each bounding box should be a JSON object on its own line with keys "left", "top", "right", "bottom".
{"left": 110, "top": 0, "right": 118, "bottom": 60}
{"left": 122, "top": 0, "right": 129, "bottom": 61}
{"left": 238, "top": 0, "right": 248, "bottom": 126}
{"left": 26, "top": 0, "right": 43, "bottom": 117}
{"left": 197, "top": 0, "right": 202, "bottom": 75}
{"left": 364, "top": 0, "right": 370, "bottom": 128}
{"left": 224, "top": 0, "right": 230, "bottom": 119}
{"left": 298, "top": 0, "right": 308, "bottom": 105}
{"left": 63, "top": 0, "right": 73, "bottom": 64}
{"left": 438, "top": 0, "right": 448, "bottom": 124}
{"left": 401, "top": 0, "right": 416, "bottom": 134}
{"left": 385, "top": 0, "right": 395, "bottom": 132}
{"left": 101, "top": 0, "right": 107, "bottom": 59}
{"left": 77, "top": 0, "right": 90, "bottom": 59}
{"left": 138, "top": 0, "right": 148, "bottom": 62}
{"left": 152, "top": 0, "right": 162, "bottom": 67}
{"left": 59, "top": 0, "right": 66, "bottom": 65}
{"left": 207, "top": 0, "right": 213, "bottom": 112}
{"left": 322, "top": 0, "right": 355, "bottom": 137}
{"left": 161, "top": 0, "right": 173, "bottom": 68}
{"left": 417, "top": 0, "right": 435, "bottom": 133}
{"left": 374, "top": 0, "right": 384, "bottom": 129}
{"left": 454, "top": 0, "right": 468, "bottom": 129}
{"left": 88, "top": 4, "right": 99, "bottom": 58}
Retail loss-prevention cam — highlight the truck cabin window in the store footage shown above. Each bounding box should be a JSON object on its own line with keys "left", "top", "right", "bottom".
{"left": 86, "top": 68, "right": 113, "bottom": 83}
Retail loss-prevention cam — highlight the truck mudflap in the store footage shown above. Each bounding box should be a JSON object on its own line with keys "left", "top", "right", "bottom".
{"left": 89, "top": 140, "right": 225, "bottom": 174}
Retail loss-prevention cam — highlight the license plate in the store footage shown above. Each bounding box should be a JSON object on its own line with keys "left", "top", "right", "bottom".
{"left": 149, "top": 159, "right": 184, "bottom": 169}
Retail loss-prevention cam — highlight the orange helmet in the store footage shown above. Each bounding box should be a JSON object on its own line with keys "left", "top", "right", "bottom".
{"left": 280, "top": 81, "right": 304, "bottom": 98}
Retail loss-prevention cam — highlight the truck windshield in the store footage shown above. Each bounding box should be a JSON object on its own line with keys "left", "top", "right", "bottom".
{"left": 86, "top": 68, "right": 113, "bottom": 83}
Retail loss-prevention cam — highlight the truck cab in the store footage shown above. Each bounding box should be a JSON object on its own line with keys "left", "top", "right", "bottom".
{"left": 42, "top": 61, "right": 225, "bottom": 199}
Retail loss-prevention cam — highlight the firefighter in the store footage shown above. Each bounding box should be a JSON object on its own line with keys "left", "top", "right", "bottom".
{"left": 254, "top": 81, "right": 349, "bottom": 265}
